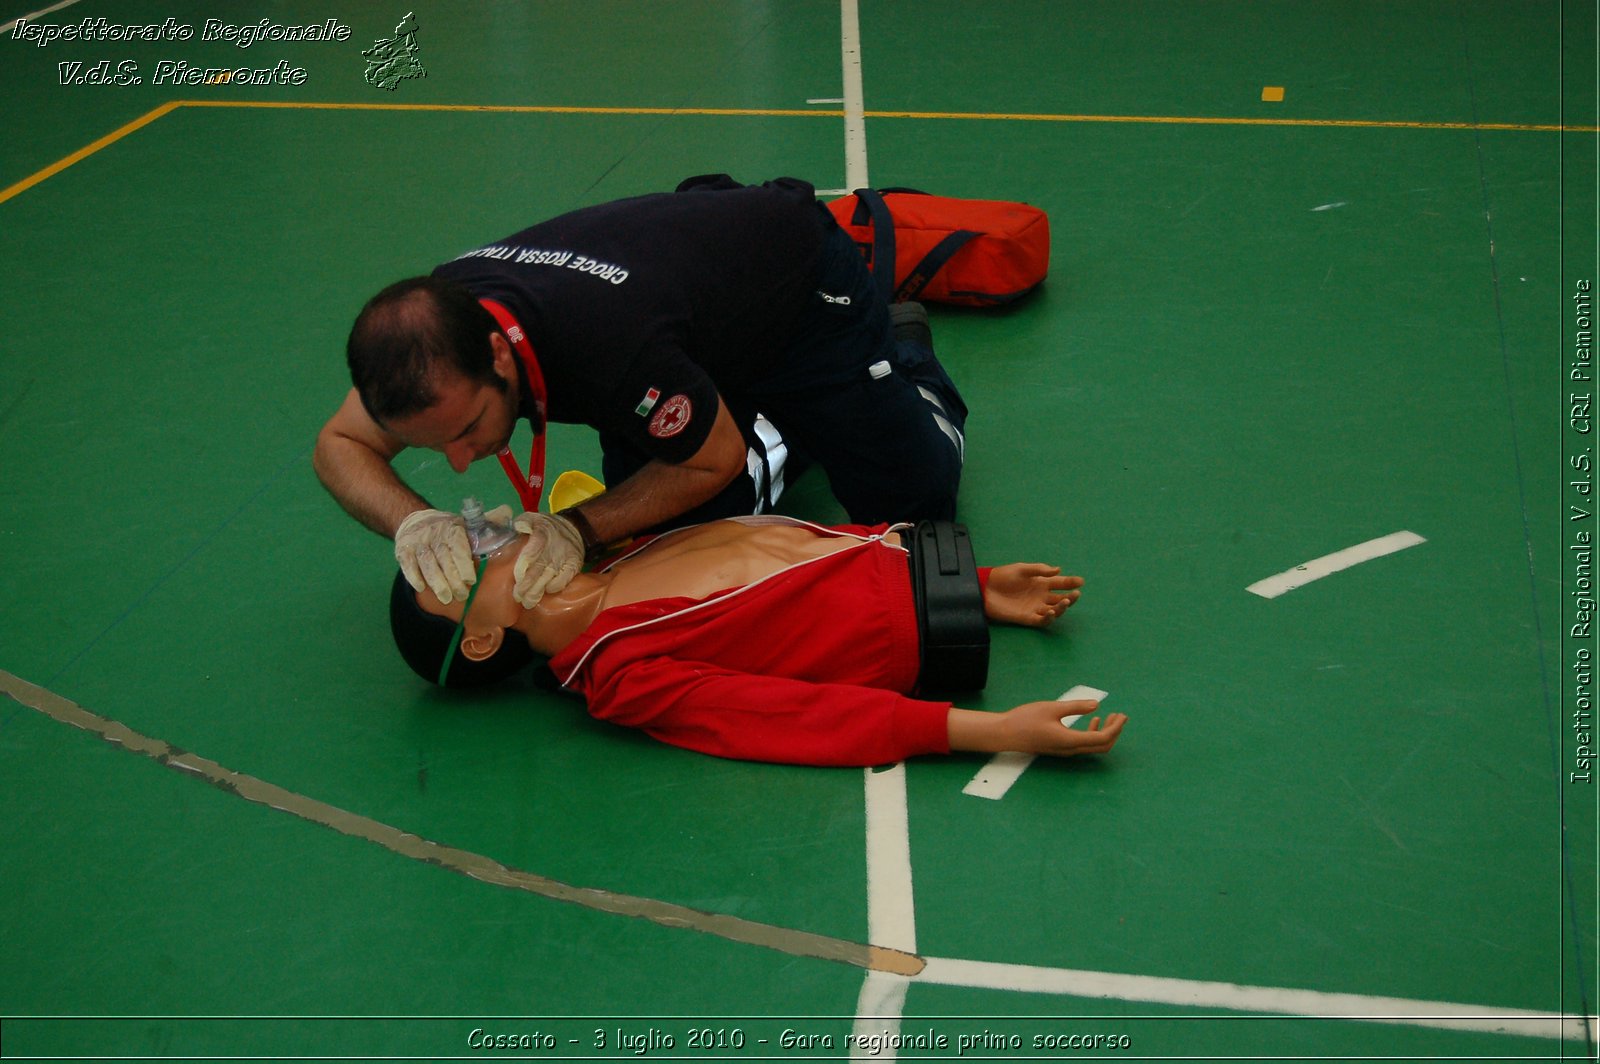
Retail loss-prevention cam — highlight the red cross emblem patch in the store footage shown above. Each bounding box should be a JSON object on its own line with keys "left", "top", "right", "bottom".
{"left": 648, "top": 394, "right": 693, "bottom": 439}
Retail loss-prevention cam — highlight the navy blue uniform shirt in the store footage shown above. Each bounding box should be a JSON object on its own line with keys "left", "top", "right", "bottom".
{"left": 432, "top": 177, "right": 829, "bottom": 464}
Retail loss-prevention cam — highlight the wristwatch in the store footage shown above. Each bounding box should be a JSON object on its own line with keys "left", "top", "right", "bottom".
{"left": 559, "top": 507, "right": 608, "bottom": 564}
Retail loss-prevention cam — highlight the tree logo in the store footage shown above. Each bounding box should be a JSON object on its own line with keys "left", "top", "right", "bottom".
{"left": 363, "top": 12, "right": 425, "bottom": 91}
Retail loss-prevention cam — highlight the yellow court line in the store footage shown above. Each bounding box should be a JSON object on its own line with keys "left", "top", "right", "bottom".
{"left": 5, "top": 98, "right": 1596, "bottom": 207}
{"left": 0, "top": 99, "right": 179, "bottom": 206}
{"left": 869, "top": 108, "right": 1598, "bottom": 133}
{"left": 174, "top": 98, "right": 1600, "bottom": 132}
{"left": 175, "top": 99, "right": 839, "bottom": 118}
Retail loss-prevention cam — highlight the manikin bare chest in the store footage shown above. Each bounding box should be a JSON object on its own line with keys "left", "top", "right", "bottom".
{"left": 598, "top": 523, "right": 865, "bottom": 609}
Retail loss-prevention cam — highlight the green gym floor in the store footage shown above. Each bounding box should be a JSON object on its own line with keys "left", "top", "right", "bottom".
{"left": 2, "top": 1, "right": 1596, "bottom": 1060}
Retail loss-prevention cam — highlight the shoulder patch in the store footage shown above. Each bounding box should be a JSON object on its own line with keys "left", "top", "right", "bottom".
{"left": 648, "top": 394, "right": 693, "bottom": 439}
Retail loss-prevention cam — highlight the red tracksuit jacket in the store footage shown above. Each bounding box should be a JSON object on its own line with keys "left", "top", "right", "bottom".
{"left": 548, "top": 520, "right": 956, "bottom": 766}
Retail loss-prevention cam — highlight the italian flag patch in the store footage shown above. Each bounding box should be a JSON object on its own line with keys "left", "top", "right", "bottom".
{"left": 634, "top": 387, "right": 661, "bottom": 417}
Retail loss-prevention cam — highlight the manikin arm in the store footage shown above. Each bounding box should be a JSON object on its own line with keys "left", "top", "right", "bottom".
{"left": 576, "top": 654, "right": 1126, "bottom": 767}
{"left": 581, "top": 654, "right": 952, "bottom": 766}
{"left": 948, "top": 700, "right": 1127, "bottom": 756}
{"left": 958, "top": 564, "right": 1122, "bottom": 752}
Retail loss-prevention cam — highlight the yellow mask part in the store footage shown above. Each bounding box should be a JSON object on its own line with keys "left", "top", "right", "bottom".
{"left": 548, "top": 469, "right": 606, "bottom": 513}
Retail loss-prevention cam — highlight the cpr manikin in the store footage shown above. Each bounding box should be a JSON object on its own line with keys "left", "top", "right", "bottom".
{"left": 394, "top": 506, "right": 1128, "bottom": 767}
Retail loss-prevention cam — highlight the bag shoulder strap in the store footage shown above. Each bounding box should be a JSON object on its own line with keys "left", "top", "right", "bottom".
{"left": 850, "top": 188, "right": 897, "bottom": 304}
{"left": 896, "top": 229, "right": 979, "bottom": 302}
{"left": 851, "top": 187, "right": 983, "bottom": 303}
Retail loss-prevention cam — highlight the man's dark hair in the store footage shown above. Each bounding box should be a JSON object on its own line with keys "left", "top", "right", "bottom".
{"left": 389, "top": 570, "right": 538, "bottom": 688}
{"left": 347, "top": 276, "right": 503, "bottom": 425}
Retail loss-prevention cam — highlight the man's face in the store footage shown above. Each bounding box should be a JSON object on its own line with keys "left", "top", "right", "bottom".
{"left": 384, "top": 334, "right": 521, "bottom": 473}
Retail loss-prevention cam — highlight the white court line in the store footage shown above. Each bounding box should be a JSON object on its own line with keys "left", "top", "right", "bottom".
{"left": 838, "top": 0, "right": 869, "bottom": 190}
{"left": 864, "top": 763, "right": 915, "bottom": 952}
{"left": 962, "top": 686, "right": 1109, "bottom": 800}
{"left": 1247, "top": 531, "right": 1426, "bottom": 599}
{"left": 842, "top": 8, "right": 893, "bottom": 1047}
{"left": 855, "top": 762, "right": 916, "bottom": 1060}
{"left": 0, "top": 0, "right": 81, "bottom": 35}
{"left": 916, "top": 956, "right": 1594, "bottom": 1042}
{"left": 850, "top": 971, "right": 911, "bottom": 1063}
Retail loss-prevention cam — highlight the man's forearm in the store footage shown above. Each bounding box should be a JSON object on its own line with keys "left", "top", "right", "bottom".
{"left": 312, "top": 429, "right": 430, "bottom": 539}
{"left": 568, "top": 457, "right": 738, "bottom": 545}
{"left": 563, "top": 395, "right": 746, "bottom": 547}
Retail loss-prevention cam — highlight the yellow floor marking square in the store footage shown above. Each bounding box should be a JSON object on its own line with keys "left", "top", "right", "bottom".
{"left": 1261, "top": 85, "right": 1285, "bottom": 102}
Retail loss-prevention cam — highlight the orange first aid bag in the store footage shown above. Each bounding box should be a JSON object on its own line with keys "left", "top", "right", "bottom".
{"left": 825, "top": 187, "right": 1051, "bottom": 307}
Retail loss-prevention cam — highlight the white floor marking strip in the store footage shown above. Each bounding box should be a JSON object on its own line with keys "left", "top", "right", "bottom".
{"left": 0, "top": 0, "right": 80, "bottom": 35}
{"left": 962, "top": 686, "right": 1109, "bottom": 800}
{"left": 915, "top": 956, "right": 1593, "bottom": 1041}
{"left": 857, "top": 763, "right": 916, "bottom": 1059}
{"left": 838, "top": 0, "right": 869, "bottom": 190}
{"left": 1247, "top": 531, "right": 1427, "bottom": 599}
{"left": 850, "top": 971, "right": 911, "bottom": 1063}
{"left": 864, "top": 764, "right": 916, "bottom": 952}
{"left": 836, "top": 3, "right": 901, "bottom": 1044}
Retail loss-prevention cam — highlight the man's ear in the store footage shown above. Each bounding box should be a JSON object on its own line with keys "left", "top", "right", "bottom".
{"left": 460, "top": 626, "right": 506, "bottom": 662}
{"left": 489, "top": 332, "right": 518, "bottom": 381}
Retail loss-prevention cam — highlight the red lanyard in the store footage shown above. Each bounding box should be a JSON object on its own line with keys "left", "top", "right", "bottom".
{"left": 478, "top": 299, "right": 549, "bottom": 513}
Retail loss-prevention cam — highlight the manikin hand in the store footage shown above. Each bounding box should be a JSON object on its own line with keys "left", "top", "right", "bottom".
{"left": 1006, "top": 700, "right": 1126, "bottom": 756}
{"left": 983, "top": 564, "right": 1083, "bottom": 627}
{"left": 947, "top": 699, "right": 1127, "bottom": 757}
{"left": 511, "top": 511, "right": 585, "bottom": 607}
{"left": 395, "top": 508, "right": 475, "bottom": 604}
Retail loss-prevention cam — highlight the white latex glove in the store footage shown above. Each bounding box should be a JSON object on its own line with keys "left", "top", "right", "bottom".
{"left": 395, "top": 508, "right": 475, "bottom": 604}
{"left": 511, "top": 511, "right": 585, "bottom": 608}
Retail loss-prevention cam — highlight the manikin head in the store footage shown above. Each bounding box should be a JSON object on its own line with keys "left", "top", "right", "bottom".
{"left": 347, "top": 276, "right": 525, "bottom": 473}
{"left": 389, "top": 537, "right": 599, "bottom": 688}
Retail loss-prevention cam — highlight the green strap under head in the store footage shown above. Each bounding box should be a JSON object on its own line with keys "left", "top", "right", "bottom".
{"left": 437, "top": 556, "right": 490, "bottom": 687}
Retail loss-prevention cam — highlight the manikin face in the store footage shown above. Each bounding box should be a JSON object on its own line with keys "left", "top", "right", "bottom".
{"left": 415, "top": 538, "right": 602, "bottom": 661}
{"left": 416, "top": 542, "right": 524, "bottom": 662}
{"left": 384, "top": 333, "right": 522, "bottom": 474}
